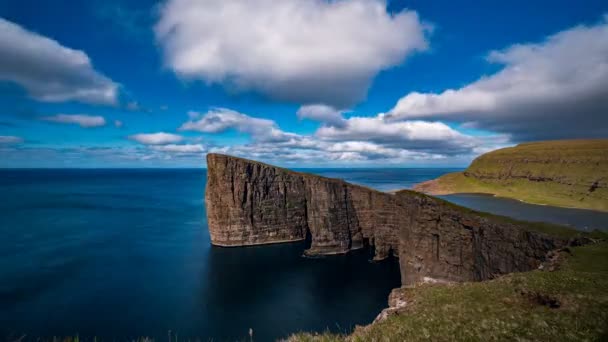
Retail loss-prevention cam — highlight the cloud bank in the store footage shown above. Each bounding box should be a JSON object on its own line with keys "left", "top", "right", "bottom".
{"left": 179, "top": 107, "right": 506, "bottom": 165}
{"left": 316, "top": 115, "right": 481, "bottom": 155}
{"left": 0, "top": 18, "right": 119, "bottom": 105}
{"left": 387, "top": 16, "right": 608, "bottom": 140}
{"left": 155, "top": 0, "right": 429, "bottom": 108}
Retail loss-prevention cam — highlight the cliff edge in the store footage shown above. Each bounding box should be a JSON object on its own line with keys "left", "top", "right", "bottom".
{"left": 205, "top": 153, "right": 580, "bottom": 285}
{"left": 414, "top": 139, "right": 608, "bottom": 211}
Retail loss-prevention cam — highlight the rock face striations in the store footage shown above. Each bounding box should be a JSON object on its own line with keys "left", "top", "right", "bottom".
{"left": 206, "top": 153, "right": 572, "bottom": 285}
{"left": 205, "top": 153, "right": 401, "bottom": 258}
{"left": 395, "top": 191, "right": 568, "bottom": 284}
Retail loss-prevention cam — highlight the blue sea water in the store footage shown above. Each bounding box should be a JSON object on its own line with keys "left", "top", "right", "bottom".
{"left": 0, "top": 168, "right": 606, "bottom": 341}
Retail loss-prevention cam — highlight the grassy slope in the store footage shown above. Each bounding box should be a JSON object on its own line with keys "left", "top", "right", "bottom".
{"left": 288, "top": 242, "right": 608, "bottom": 342}
{"left": 414, "top": 139, "right": 608, "bottom": 211}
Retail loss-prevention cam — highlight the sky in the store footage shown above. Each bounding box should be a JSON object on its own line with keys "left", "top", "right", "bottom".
{"left": 0, "top": 0, "right": 607, "bottom": 168}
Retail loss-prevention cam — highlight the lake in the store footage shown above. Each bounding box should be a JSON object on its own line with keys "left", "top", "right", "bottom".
{"left": 1, "top": 168, "right": 606, "bottom": 341}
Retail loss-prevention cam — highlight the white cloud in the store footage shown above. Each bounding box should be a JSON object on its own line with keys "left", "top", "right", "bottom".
{"left": 151, "top": 144, "right": 205, "bottom": 153}
{"left": 180, "top": 108, "right": 295, "bottom": 142}
{"left": 0, "top": 18, "right": 119, "bottom": 105}
{"left": 180, "top": 107, "right": 499, "bottom": 165}
{"left": 297, "top": 104, "right": 347, "bottom": 127}
{"left": 128, "top": 132, "right": 184, "bottom": 145}
{"left": 387, "top": 16, "right": 608, "bottom": 140}
{"left": 316, "top": 115, "right": 481, "bottom": 155}
{"left": 0, "top": 135, "right": 23, "bottom": 144}
{"left": 41, "top": 114, "right": 107, "bottom": 128}
{"left": 114, "top": 120, "right": 123, "bottom": 128}
{"left": 155, "top": 0, "right": 429, "bottom": 107}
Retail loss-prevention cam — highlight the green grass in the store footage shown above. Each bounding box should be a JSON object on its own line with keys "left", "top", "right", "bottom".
{"left": 287, "top": 242, "right": 608, "bottom": 342}
{"left": 415, "top": 139, "right": 608, "bottom": 212}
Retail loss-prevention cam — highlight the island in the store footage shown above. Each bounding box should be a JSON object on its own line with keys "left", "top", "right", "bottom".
{"left": 413, "top": 139, "right": 608, "bottom": 212}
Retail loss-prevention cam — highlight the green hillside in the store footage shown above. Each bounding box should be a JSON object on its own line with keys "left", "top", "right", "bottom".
{"left": 413, "top": 139, "right": 608, "bottom": 211}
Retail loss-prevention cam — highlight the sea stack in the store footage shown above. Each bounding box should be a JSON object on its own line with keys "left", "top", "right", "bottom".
{"left": 206, "top": 153, "right": 572, "bottom": 285}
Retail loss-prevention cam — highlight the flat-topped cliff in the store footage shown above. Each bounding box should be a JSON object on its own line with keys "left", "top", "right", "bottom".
{"left": 414, "top": 139, "right": 608, "bottom": 211}
{"left": 206, "top": 153, "right": 581, "bottom": 285}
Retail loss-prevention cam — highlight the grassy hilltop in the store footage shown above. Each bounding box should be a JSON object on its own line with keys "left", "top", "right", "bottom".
{"left": 414, "top": 139, "right": 608, "bottom": 211}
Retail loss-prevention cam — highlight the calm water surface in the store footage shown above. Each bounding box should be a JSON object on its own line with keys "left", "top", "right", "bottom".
{"left": 440, "top": 193, "right": 608, "bottom": 231}
{"left": 1, "top": 168, "right": 606, "bottom": 341}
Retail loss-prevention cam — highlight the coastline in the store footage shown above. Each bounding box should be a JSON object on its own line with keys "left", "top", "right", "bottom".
{"left": 412, "top": 174, "right": 608, "bottom": 213}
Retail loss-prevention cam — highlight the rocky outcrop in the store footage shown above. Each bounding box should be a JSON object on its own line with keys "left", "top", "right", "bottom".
{"left": 206, "top": 153, "right": 572, "bottom": 285}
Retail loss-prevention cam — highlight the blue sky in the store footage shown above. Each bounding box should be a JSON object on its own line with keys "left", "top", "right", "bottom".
{"left": 0, "top": 0, "right": 607, "bottom": 168}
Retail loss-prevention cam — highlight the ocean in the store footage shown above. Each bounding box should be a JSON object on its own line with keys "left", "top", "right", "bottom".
{"left": 1, "top": 168, "right": 606, "bottom": 341}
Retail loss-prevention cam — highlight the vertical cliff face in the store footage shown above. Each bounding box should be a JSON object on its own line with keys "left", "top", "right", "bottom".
{"left": 205, "top": 153, "right": 309, "bottom": 246}
{"left": 206, "top": 153, "right": 570, "bottom": 285}
{"left": 395, "top": 192, "right": 565, "bottom": 284}
{"left": 206, "top": 153, "right": 403, "bottom": 257}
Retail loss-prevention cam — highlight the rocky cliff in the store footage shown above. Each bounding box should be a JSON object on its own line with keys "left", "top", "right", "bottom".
{"left": 205, "top": 153, "right": 401, "bottom": 258}
{"left": 394, "top": 191, "right": 571, "bottom": 284}
{"left": 206, "top": 153, "right": 574, "bottom": 285}
{"left": 414, "top": 139, "right": 608, "bottom": 211}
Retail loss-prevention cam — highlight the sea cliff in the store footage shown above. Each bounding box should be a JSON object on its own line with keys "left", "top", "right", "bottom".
{"left": 205, "top": 153, "right": 577, "bottom": 285}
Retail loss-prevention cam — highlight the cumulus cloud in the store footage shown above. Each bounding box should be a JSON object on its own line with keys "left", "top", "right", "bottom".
{"left": 155, "top": 0, "right": 429, "bottom": 108}
{"left": 128, "top": 132, "right": 183, "bottom": 145}
{"left": 180, "top": 108, "right": 296, "bottom": 142}
{"left": 114, "top": 120, "right": 123, "bottom": 128}
{"left": 0, "top": 18, "right": 119, "bottom": 105}
{"left": 316, "top": 115, "right": 480, "bottom": 155}
{"left": 387, "top": 16, "right": 608, "bottom": 140}
{"left": 0, "top": 135, "right": 24, "bottom": 144}
{"left": 297, "top": 104, "right": 347, "bottom": 127}
{"left": 41, "top": 114, "right": 107, "bottom": 128}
